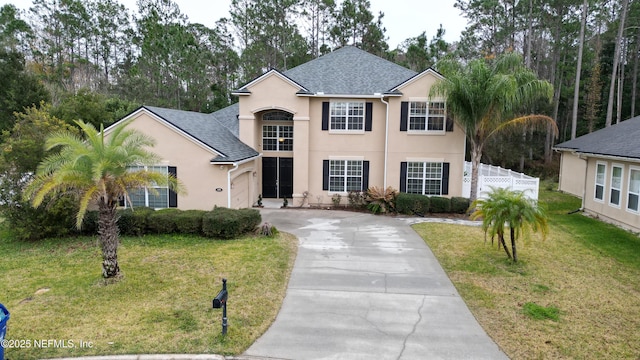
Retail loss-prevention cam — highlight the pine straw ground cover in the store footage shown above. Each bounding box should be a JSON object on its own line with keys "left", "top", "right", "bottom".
{"left": 0, "top": 232, "right": 297, "bottom": 359}
{"left": 413, "top": 189, "right": 640, "bottom": 359}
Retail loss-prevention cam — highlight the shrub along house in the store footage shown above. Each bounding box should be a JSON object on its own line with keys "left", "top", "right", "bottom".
{"left": 105, "top": 46, "right": 466, "bottom": 210}
{"left": 554, "top": 116, "right": 640, "bottom": 232}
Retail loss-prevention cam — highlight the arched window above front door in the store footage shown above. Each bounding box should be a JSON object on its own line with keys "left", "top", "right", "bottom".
{"left": 262, "top": 111, "right": 293, "bottom": 121}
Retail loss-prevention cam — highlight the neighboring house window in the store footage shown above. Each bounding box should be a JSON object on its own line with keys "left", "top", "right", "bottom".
{"left": 125, "top": 165, "right": 176, "bottom": 208}
{"left": 263, "top": 125, "right": 293, "bottom": 151}
{"left": 628, "top": 168, "right": 640, "bottom": 213}
{"left": 595, "top": 162, "right": 606, "bottom": 202}
{"left": 406, "top": 162, "right": 443, "bottom": 195}
{"left": 330, "top": 102, "right": 364, "bottom": 131}
{"left": 322, "top": 159, "right": 370, "bottom": 192}
{"left": 610, "top": 165, "right": 623, "bottom": 207}
{"left": 409, "top": 101, "right": 445, "bottom": 131}
{"left": 400, "top": 161, "right": 450, "bottom": 195}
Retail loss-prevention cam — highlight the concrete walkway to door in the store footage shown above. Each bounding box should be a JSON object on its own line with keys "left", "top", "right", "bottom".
{"left": 243, "top": 208, "right": 508, "bottom": 360}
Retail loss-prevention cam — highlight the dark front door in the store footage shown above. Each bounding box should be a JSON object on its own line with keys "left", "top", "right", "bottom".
{"left": 262, "top": 157, "right": 293, "bottom": 198}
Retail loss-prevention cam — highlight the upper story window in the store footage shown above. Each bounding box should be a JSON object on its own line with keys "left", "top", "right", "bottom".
{"left": 330, "top": 102, "right": 364, "bottom": 131}
{"left": 263, "top": 125, "right": 293, "bottom": 151}
{"left": 409, "top": 101, "right": 445, "bottom": 131}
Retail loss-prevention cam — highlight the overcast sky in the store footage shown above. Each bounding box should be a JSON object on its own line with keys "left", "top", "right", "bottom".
{"left": 1, "top": 0, "right": 469, "bottom": 48}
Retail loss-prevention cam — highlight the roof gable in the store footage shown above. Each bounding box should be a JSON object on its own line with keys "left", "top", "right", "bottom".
{"left": 391, "top": 68, "right": 445, "bottom": 92}
{"left": 555, "top": 116, "right": 640, "bottom": 160}
{"left": 234, "top": 69, "right": 307, "bottom": 95}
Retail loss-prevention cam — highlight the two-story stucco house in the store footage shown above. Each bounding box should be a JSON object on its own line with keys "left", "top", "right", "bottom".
{"left": 555, "top": 116, "right": 640, "bottom": 232}
{"left": 106, "top": 46, "right": 466, "bottom": 210}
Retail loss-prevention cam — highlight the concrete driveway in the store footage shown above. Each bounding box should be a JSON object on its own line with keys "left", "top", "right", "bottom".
{"left": 244, "top": 209, "right": 507, "bottom": 360}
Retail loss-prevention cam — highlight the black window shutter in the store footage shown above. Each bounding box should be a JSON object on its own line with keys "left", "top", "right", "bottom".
{"left": 322, "top": 102, "right": 330, "bottom": 131}
{"left": 441, "top": 162, "right": 450, "bottom": 195}
{"left": 118, "top": 196, "right": 125, "bottom": 207}
{"left": 168, "top": 166, "right": 178, "bottom": 207}
{"left": 446, "top": 116, "right": 454, "bottom": 132}
{"left": 362, "top": 161, "right": 370, "bottom": 190}
{"left": 400, "top": 102, "right": 408, "bottom": 131}
{"left": 322, "top": 160, "right": 329, "bottom": 190}
{"left": 365, "top": 102, "right": 373, "bottom": 131}
{"left": 400, "top": 162, "right": 407, "bottom": 193}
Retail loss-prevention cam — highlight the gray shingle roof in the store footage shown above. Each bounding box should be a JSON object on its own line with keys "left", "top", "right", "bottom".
{"left": 209, "top": 103, "right": 240, "bottom": 136}
{"left": 284, "top": 46, "right": 417, "bottom": 95}
{"left": 143, "top": 106, "right": 258, "bottom": 163}
{"left": 237, "top": 46, "right": 417, "bottom": 95}
{"left": 554, "top": 116, "right": 640, "bottom": 160}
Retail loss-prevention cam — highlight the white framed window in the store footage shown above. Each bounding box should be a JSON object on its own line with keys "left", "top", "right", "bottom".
{"left": 126, "top": 165, "right": 169, "bottom": 208}
{"left": 263, "top": 125, "right": 293, "bottom": 151}
{"left": 627, "top": 168, "right": 640, "bottom": 213}
{"left": 329, "top": 160, "right": 363, "bottom": 192}
{"left": 330, "top": 102, "right": 364, "bottom": 131}
{"left": 595, "top": 162, "right": 606, "bottom": 202}
{"left": 409, "top": 101, "right": 445, "bottom": 132}
{"left": 610, "top": 165, "right": 623, "bottom": 207}
{"left": 407, "top": 162, "right": 443, "bottom": 195}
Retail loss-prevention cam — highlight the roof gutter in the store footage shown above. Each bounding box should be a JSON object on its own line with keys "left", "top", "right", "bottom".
{"left": 555, "top": 149, "right": 640, "bottom": 164}
{"left": 296, "top": 93, "right": 402, "bottom": 99}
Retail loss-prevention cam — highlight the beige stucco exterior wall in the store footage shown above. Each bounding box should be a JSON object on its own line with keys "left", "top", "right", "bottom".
{"left": 581, "top": 157, "right": 640, "bottom": 233}
{"left": 235, "top": 69, "right": 466, "bottom": 206}
{"left": 387, "top": 72, "right": 466, "bottom": 196}
{"left": 558, "top": 151, "right": 587, "bottom": 197}
{"left": 114, "top": 111, "right": 252, "bottom": 210}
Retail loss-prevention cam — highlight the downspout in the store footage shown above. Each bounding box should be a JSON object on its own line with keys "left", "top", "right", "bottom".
{"left": 227, "top": 163, "right": 240, "bottom": 208}
{"left": 380, "top": 96, "right": 390, "bottom": 188}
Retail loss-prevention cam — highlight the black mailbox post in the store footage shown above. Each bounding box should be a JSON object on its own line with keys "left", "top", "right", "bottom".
{"left": 212, "top": 278, "right": 228, "bottom": 335}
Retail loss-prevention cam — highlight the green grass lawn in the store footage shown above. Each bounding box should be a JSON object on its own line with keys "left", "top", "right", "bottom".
{"left": 0, "top": 232, "right": 297, "bottom": 359}
{"left": 414, "top": 188, "right": 640, "bottom": 359}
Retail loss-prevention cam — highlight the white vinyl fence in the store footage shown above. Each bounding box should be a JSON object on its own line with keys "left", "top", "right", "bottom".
{"left": 462, "top": 162, "right": 539, "bottom": 200}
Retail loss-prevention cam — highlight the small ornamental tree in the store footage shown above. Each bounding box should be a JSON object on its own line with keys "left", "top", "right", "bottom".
{"left": 25, "top": 120, "right": 183, "bottom": 278}
{"left": 471, "top": 187, "right": 549, "bottom": 262}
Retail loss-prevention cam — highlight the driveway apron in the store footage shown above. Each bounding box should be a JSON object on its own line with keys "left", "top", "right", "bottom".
{"left": 244, "top": 209, "right": 508, "bottom": 360}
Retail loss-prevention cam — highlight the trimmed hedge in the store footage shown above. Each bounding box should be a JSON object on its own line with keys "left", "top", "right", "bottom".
{"left": 202, "top": 207, "right": 261, "bottom": 239}
{"left": 396, "top": 193, "right": 430, "bottom": 216}
{"left": 429, "top": 196, "right": 451, "bottom": 213}
{"left": 147, "top": 209, "right": 181, "bottom": 234}
{"left": 117, "top": 207, "right": 155, "bottom": 236}
{"left": 175, "top": 210, "right": 206, "bottom": 235}
{"left": 451, "top": 197, "right": 471, "bottom": 214}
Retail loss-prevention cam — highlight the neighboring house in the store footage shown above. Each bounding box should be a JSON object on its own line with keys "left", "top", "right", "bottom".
{"left": 106, "top": 46, "right": 466, "bottom": 210}
{"left": 554, "top": 116, "right": 640, "bottom": 232}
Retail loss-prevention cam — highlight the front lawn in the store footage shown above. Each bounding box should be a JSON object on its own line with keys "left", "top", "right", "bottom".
{"left": 414, "top": 189, "right": 640, "bottom": 359}
{"left": 0, "top": 232, "right": 297, "bottom": 359}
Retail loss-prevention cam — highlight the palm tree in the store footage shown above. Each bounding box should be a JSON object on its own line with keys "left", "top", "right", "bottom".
{"left": 431, "top": 52, "right": 556, "bottom": 202}
{"left": 470, "top": 187, "right": 548, "bottom": 262}
{"left": 25, "top": 120, "right": 182, "bottom": 278}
